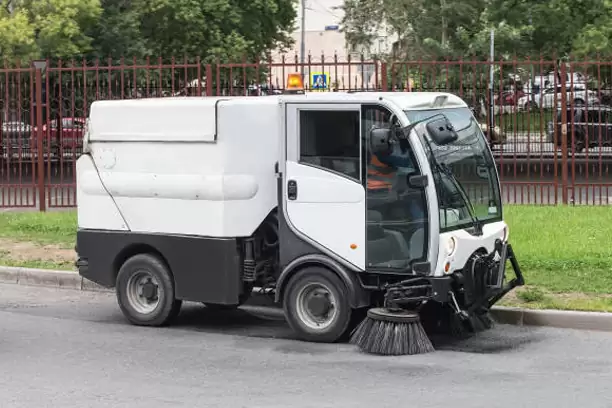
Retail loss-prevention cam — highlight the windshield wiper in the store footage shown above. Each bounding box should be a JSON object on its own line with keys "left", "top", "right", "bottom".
{"left": 438, "top": 162, "right": 483, "bottom": 235}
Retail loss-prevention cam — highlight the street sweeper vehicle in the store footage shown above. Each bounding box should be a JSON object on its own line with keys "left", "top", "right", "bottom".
{"left": 75, "top": 74, "right": 524, "bottom": 355}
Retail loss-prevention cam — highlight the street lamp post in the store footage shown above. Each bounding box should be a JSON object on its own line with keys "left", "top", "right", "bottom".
{"left": 300, "top": 0, "right": 306, "bottom": 76}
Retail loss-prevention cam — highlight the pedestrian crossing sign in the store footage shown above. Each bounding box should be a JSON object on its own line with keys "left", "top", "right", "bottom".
{"left": 310, "top": 72, "right": 328, "bottom": 90}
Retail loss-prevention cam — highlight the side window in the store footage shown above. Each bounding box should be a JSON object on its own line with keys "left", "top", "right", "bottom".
{"left": 362, "top": 105, "right": 419, "bottom": 192}
{"left": 560, "top": 109, "right": 579, "bottom": 123}
{"left": 299, "top": 109, "right": 360, "bottom": 180}
{"left": 586, "top": 110, "right": 603, "bottom": 124}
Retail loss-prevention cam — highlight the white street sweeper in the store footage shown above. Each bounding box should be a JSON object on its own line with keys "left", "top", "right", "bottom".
{"left": 75, "top": 74, "right": 524, "bottom": 354}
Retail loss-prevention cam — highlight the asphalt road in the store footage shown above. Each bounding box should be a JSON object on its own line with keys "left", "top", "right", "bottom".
{"left": 2, "top": 283, "right": 612, "bottom": 407}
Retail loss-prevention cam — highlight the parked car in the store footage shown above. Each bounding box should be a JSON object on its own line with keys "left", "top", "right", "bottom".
{"left": 36, "top": 117, "right": 86, "bottom": 160}
{"left": 50, "top": 117, "right": 85, "bottom": 158}
{"left": 518, "top": 84, "right": 599, "bottom": 111}
{"left": 489, "top": 90, "right": 526, "bottom": 115}
{"left": 1, "top": 121, "right": 33, "bottom": 162}
{"left": 547, "top": 106, "right": 612, "bottom": 152}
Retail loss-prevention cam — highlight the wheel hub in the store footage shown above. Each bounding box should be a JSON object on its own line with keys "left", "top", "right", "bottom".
{"left": 307, "top": 292, "right": 331, "bottom": 316}
{"left": 141, "top": 280, "right": 158, "bottom": 300}
{"left": 295, "top": 283, "right": 338, "bottom": 330}
{"left": 126, "top": 271, "right": 161, "bottom": 314}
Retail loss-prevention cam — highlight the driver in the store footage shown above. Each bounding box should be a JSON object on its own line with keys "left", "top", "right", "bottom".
{"left": 367, "top": 150, "right": 395, "bottom": 191}
{"left": 366, "top": 114, "right": 424, "bottom": 220}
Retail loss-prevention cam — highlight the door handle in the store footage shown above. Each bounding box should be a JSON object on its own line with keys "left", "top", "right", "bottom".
{"left": 287, "top": 180, "right": 298, "bottom": 200}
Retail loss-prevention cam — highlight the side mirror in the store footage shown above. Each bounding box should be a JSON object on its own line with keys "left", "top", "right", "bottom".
{"left": 476, "top": 165, "right": 489, "bottom": 179}
{"left": 369, "top": 127, "right": 392, "bottom": 154}
{"left": 425, "top": 116, "right": 459, "bottom": 145}
{"left": 408, "top": 174, "right": 428, "bottom": 188}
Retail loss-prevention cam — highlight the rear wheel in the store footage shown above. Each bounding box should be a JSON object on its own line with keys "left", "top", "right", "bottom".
{"left": 283, "top": 267, "right": 352, "bottom": 343}
{"left": 116, "top": 253, "right": 182, "bottom": 326}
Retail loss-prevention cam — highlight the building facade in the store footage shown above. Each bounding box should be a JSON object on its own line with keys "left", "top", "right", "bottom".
{"left": 269, "top": 0, "right": 396, "bottom": 91}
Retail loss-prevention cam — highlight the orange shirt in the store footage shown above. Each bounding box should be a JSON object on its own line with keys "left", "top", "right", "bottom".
{"left": 367, "top": 155, "right": 394, "bottom": 191}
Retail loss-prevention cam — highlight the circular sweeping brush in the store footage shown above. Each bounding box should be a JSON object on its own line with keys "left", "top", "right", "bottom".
{"left": 349, "top": 307, "right": 435, "bottom": 356}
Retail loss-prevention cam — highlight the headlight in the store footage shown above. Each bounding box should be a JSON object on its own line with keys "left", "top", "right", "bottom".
{"left": 445, "top": 236, "right": 457, "bottom": 256}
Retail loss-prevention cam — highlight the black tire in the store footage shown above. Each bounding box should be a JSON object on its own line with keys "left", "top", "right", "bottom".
{"left": 282, "top": 267, "right": 353, "bottom": 343}
{"left": 524, "top": 101, "right": 536, "bottom": 111}
{"left": 116, "top": 253, "right": 182, "bottom": 327}
{"left": 574, "top": 143, "right": 585, "bottom": 153}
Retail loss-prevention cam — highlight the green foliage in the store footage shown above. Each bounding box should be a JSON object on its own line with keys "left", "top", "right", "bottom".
{"left": 341, "top": 0, "right": 490, "bottom": 60}
{"left": 341, "top": 0, "right": 612, "bottom": 61}
{"left": 504, "top": 205, "right": 612, "bottom": 294}
{"left": 85, "top": 0, "right": 150, "bottom": 61}
{"left": 87, "top": 0, "right": 297, "bottom": 63}
{"left": 517, "top": 287, "right": 547, "bottom": 303}
{"left": 0, "top": 0, "right": 103, "bottom": 64}
{"left": 0, "top": 8, "right": 38, "bottom": 62}
{"left": 0, "top": 0, "right": 297, "bottom": 65}
{"left": 0, "top": 210, "right": 76, "bottom": 247}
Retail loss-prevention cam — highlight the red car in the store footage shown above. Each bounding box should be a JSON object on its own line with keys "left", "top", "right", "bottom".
{"left": 495, "top": 90, "right": 526, "bottom": 106}
{"left": 37, "top": 117, "right": 86, "bottom": 160}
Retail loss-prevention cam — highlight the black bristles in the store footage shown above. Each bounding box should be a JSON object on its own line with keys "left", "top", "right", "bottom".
{"left": 349, "top": 315, "right": 435, "bottom": 356}
{"left": 472, "top": 311, "right": 495, "bottom": 332}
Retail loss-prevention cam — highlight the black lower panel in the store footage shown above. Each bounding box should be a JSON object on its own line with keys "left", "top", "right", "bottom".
{"left": 76, "top": 229, "right": 241, "bottom": 304}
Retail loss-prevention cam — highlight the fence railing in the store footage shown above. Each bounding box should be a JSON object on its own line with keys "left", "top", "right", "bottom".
{"left": 1, "top": 55, "right": 612, "bottom": 210}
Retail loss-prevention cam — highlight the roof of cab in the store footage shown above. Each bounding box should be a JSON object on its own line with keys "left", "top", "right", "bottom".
{"left": 89, "top": 91, "right": 468, "bottom": 114}
{"left": 294, "top": 91, "right": 469, "bottom": 110}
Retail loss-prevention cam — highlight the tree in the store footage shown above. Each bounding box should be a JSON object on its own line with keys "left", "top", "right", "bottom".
{"left": 134, "top": 0, "right": 297, "bottom": 63}
{"left": 341, "top": 0, "right": 612, "bottom": 61}
{"left": 571, "top": 0, "right": 612, "bottom": 58}
{"left": 0, "top": 7, "right": 38, "bottom": 62}
{"left": 85, "top": 0, "right": 149, "bottom": 61}
{"left": 340, "top": 0, "right": 489, "bottom": 60}
{"left": 0, "top": 0, "right": 102, "bottom": 64}
{"left": 475, "top": 0, "right": 612, "bottom": 60}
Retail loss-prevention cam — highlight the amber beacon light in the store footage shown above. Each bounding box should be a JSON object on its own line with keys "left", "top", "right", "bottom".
{"left": 285, "top": 73, "right": 305, "bottom": 94}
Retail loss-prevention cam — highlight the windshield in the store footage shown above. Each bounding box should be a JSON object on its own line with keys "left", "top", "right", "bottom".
{"left": 404, "top": 107, "right": 502, "bottom": 233}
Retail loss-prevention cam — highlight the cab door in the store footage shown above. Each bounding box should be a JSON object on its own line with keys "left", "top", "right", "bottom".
{"left": 282, "top": 103, "right": 366, "bottom": 271}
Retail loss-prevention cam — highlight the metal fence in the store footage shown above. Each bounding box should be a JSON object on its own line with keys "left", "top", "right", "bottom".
{"left": 1, "top": 55, "right": 612, "bottom": 210}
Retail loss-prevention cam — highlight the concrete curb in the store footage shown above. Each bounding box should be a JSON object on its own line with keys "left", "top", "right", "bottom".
{"left": 2, "top": 266, "right": 612, "bottom": 333}
{"left": 490, "top": 306, "right": 612, "bottom": 332}
{"left": 0, "top": 266, "right": 112, "bottom": 293}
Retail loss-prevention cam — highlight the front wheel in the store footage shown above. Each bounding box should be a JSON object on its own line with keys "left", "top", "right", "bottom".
{"left": 116, "top": 253, "right": 182, "bottom": 327}
{"left": 282, "top": 267, "right": 353, "bottom": 343}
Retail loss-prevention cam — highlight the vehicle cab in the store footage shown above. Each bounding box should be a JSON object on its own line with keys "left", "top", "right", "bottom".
{"left": 278, "top": 85, "right": 523, "bottom": 334}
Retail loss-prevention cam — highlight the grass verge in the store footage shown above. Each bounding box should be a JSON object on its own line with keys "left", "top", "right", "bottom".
{"left": 0, "top": 210, "right": 76, "bottom": 247}
{"left": 0, "top": 211, "right": 76, "bottom": 271}
{"left": 500, "top": 205, "right": 612, "bottom": 312}
{"left": 0, "top": 206, "right": 610, "bottom": 312}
